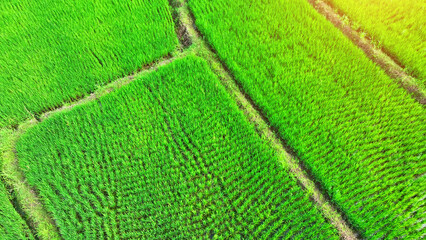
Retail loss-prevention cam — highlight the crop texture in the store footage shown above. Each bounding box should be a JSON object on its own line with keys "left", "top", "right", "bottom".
{"left": 326, "top": 0, "right": 426, "bottom": 83}
{"left": 16, "top": 57, "right": 339, "bottom": 239}
{"left": 0, "top": 0, "right": 177, "bottom": 127}
{"left": 0, "top": 182, "right": 34, "bottom": 240}
{"left": 188, "top": 0, "right": 426, "bottom": 238}
{"left": 0, "top": 182, "right": 33, "bottom": 240}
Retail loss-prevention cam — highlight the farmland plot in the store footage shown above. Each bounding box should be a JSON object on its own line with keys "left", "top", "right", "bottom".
{"left": 188, "top": 0, "right": 426, "bottom": 238}
{"left": 0, "top": 0, "right": 177, "bottom": 127}
{"left": 326, "top": 0, "right": 426, "bottom": 83}
{"left": 16, "top": 57, "right": 339, "bottom": 239}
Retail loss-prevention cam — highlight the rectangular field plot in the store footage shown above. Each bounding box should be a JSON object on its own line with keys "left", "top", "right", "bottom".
{"left": 327, "top": 0, "right": 426, "bottom": 83}
{"left": 16, "top": 56, "right": 339, "bottom": 239}
{"left": 0, "top": 0, "right": 177, "bottom": 127}
{"left": 188, "top": 0, "right": 426, "bottom": 238}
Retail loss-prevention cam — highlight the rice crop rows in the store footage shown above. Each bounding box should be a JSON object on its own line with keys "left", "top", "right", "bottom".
{"left": 0, "top": 0, "right": 178, "bottom": 127}
{"left": 16, "top": 56, "right": 340, "bottom": 239}
{"left": 188, "top": 0, "right": 426, "bottom": 238}
{"left": 326, "top": 0, "right": 426, "bottom": 83}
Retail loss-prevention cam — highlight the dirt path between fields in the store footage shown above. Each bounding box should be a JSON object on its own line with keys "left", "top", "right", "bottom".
{"left": 177, "top": 0, "right": 358, "bottom": 239}
{"left": 2, "top": 121, "right": 60, "bottom": 240}
{"left": 308, "top": 0, "right": 426, "bottom": 104}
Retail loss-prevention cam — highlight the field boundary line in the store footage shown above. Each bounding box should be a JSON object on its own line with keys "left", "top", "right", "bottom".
{"left": 2, "top": 121, "right": 61, "bottom": 240}
{"left": 1, "top": 53, "right": 184, "bottom": 239}
{"left": 40, "top": 54, "right": 179, "bottom": 121}
{"left": 177, "top": 0, "right": 358, "bottom": 239}
{"left": 308, "top": 0, "right": 426, "bottom": 104}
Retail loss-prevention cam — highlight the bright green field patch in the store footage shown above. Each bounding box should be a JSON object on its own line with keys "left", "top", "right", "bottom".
{"left": 188, "top": 0, "right": 426, "bottom": 238}
{"left": 0, "top": 0, "right": 177, "bottom": 127}
{"left": 17, "top": 56, "right": 339, "bottom": 239}
{"left": 327, "top": 0, "right": 426, "bottom": 83}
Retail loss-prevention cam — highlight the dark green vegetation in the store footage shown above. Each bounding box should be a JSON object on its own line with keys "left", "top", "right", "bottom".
{"left": 0, "top": 130, "right": 33, "bottom": 240}
{"left": 16, "top": 57, "right": 339, "bottom": 239}
{"left": 326, "top": 0, "right": 426, "bottom": 83}
{"left": 188, "top": 0, "right": 426, "bottom": 238}
{"left": 0, "top": 0, "right": 177, "bottom": 127}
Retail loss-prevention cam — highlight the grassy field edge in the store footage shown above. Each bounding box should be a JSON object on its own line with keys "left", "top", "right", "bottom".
{"left": 0, "top": 129, "right": 35, "bottom": 240}
{"left": 2, "top": 123, "right": 60, "bottom": 240}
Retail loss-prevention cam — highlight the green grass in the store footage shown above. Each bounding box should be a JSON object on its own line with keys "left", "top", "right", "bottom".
{"left": 0, "top": 129, "right": 34, "bottom": 240}
{"left": 326, "top": 0, "right": 426, "bottom": 83}
{"left": 0, "top": 0, "right": 178, "bottom": 128}
{"left": 16, "top": 56, "right": 339, "bottom": 239}
{"left": 188, "top": 0, "right": 426, "bottom": 238}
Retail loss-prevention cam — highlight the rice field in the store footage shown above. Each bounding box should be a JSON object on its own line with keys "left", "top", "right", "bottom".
{"left": 1, "top": 0, "right": 425, "bottom": 238}
{"left": 326, "top": 0, "right": 426, "bottom": 83}
{"left": 0, "top": 0, "right": 177, "bottom": 127}
{"left": 188, "top": 0, "right": 426, "bottom": 238}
